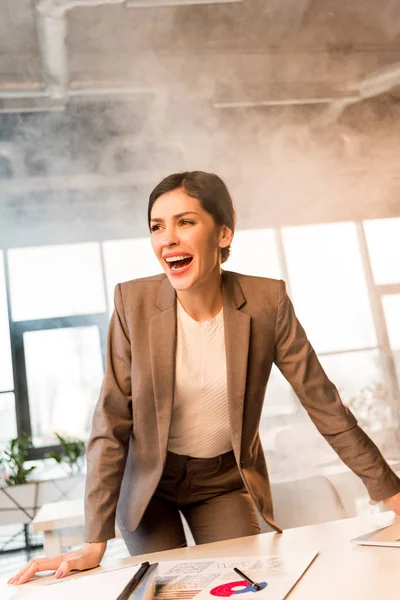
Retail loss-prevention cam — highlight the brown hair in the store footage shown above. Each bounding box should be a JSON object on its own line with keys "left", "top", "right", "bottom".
{"left": 148, "top": 171, "right": 235, "bottom": 263}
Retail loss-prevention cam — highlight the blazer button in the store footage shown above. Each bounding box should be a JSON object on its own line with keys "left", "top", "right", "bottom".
{"left": 240, "top": 461, "right": 245, "bottom": 468}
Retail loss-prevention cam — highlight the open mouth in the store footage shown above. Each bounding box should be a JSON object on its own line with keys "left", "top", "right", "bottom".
{"left": 165, "top": 255, "right": 193, "bottom": 271}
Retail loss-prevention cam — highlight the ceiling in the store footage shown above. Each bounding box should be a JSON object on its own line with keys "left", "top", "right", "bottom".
{"left": 1, "top": 0, "right": 400, "bottom": 112}
{"left": 1, "top": 0, "right": 400, "bottom": 248}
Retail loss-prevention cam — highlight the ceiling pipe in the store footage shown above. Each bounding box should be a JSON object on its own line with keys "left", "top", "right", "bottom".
{"left": 0, "top": 0, "right": 132, "bottom": 108}
{"left": 1, "top": 0, "right": 184, "bottom": 109}
{"left": 35, "top": 1, "right": 68, "bottom": 98}
{"left": 0, "top": 90, "right": 49, "bottom": 99}
{"left": 353, "top": 63, "right": 400, "bottom": 99}
{"left": 34, "top": 0, "right": 126, "bottom": 100}
{"left": 37, "top": 0, "right": 125, "bottom": 15}
{"left": 3, "top": 1, "right": 400, "bottom": 115}
{"left": 214, "top": 63, "right": 400, "bottom": 121}
{"left": 213, "top": 95, "right": 359, "bottom": 109}
{"left": 319, "top": 63, "right": 400, "bottom": 124}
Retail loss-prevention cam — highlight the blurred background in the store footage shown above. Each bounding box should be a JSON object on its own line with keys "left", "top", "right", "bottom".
{"left": 0, "top": 0, "right": 400, "bottom": 569}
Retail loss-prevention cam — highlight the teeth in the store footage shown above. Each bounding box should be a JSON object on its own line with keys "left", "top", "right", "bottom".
{"left": 165, "top": 255, "right": 192, "bottom": 262}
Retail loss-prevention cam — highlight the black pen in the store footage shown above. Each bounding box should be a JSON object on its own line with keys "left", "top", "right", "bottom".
{"left": 116, "top": 561, "right": 151, "bottom": 600}
{"left": 233, "top": 567, "right": 261, "bottom": 591}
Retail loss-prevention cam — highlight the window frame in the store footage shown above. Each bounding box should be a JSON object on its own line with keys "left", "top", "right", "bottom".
{"left": 2, "top": 219, "right": 399, "bottom": 462}
{"left": 3, "top": 249, "right": 109, "bottom": 461}
{"left": 269, "top": 223, "right": 400, "bottom": 423}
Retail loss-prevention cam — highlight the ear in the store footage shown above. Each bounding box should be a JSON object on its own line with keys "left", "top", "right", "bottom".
{"left": 218, "top": 224, "right": 234, "bottom": 249}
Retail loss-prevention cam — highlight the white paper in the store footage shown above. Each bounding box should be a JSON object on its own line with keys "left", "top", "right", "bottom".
{"left": 154, "top": 552, "right": 318, "bottom": 599}
{"left": 3, "top": 552, "right": 317, "bottom": 600}
{"left": 3, "top": 564, "right": 140, "bottom": 600}
{"left": 193, "top": 553, "right": 318, "bottom": 600}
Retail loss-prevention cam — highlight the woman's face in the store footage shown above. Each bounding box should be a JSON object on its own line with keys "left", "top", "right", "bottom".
{"left": 150, "top": 188, "right": 231, "bottom": 292}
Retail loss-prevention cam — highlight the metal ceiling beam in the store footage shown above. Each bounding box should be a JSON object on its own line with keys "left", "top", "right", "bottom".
{"left": 2, "top": 1, "right": 400, "bottom": 116}
{"left": 213, "top": 95, "right": 360, "bottom": 109}
{"left": 354, "top": 63, "right": 400, "bottom": 99}
{"left": 35, "top": 0, "right": 126, "bottom": 100}
{"left": 3, "top": 0, "right": 214, "bottom": 110}
{"left": 0, "top": 0, "right": 137, "bottom": 109}
{"left": 37, "top": 0, "right": 125, "bottom": 16}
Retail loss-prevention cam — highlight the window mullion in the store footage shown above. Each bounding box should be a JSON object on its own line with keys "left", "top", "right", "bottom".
{"left": 4, "top": 250, "right": 32, "bottom": 439}
{"left": 356, "top": 222, "right": 400, "bottom": 416}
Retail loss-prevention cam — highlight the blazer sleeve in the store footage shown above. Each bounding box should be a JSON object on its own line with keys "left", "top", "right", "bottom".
{"left": 274, "top": 279, "right": 400, "bottom": 502}
{"left": 84, "top": 284, "right": 133, "bottom": 542}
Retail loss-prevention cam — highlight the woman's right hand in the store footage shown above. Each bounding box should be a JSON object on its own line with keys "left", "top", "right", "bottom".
{"left": 7, "top": 541, "right": 107, "bottom": 585}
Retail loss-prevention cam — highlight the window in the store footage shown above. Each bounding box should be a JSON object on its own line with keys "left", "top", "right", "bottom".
{"left": 226, "top": 230, "right": 295, "bottom": 419}
{"left": 8, "top": 243, "right": 107, "bottom": 321}
{"left": 382, "top": 294, "right": 400, "bottom": 383}
{"left": 225, "top": 228, "right": 282, "bottom": 279}
{"left": 282, "top": 222, "right": 376, "bottom": 353}
{"left": 23, "top": 326, "right": 104, "bottom": 446}
{"left": 103, "top": 238, "right": 161, "bottom": 313}
{"left": 319, "top": 350, "right": 383, "bottom": 406}
{"left": 1, "top": 218, "right": 398, "bottom": 479}
{"left": 363, "top": 218, "right": 400, "bottom": 285}
{"left": 0, "top": 393, "right": 17, "bottom": 449}
{"left": 0, "top": 252, "right": 16, "bottom": 451}
{"left": 257, "top": 220, "right": 400, "bottom": 481}
{"left": 262, "top": 365, "right": 297, "bottom": 418}
{"left": 0, "top": 252, "right": 13, "bottom": 391}
{"left": 4, "top": 243, "right": 109, "bottom": 457}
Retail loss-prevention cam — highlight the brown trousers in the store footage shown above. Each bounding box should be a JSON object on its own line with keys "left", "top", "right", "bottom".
{"left": 119, "top": 450, "right": 261, "bottom": 555}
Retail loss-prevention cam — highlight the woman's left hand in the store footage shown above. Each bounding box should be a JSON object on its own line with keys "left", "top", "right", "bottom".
{"left": 383, "top": 491, "right": 400, "bottom": 514}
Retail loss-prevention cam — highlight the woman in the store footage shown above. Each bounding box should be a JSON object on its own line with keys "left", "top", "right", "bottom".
{"left": 9, "top": 171, "right": 400, "bottom": 585}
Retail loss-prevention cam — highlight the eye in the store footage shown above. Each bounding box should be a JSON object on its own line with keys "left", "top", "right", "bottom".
{"left": 179, "top": 219, "right": 195, "bottom": 226}
{"left": 150, "top": 224, "right": 162, "bottom": 232}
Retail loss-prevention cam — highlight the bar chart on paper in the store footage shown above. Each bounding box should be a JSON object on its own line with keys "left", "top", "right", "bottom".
{"left": 155, "top": 553, "right": 318, "bottom": 599}
{"left": 3, "top": 553, "right": 317, "bottom": 600}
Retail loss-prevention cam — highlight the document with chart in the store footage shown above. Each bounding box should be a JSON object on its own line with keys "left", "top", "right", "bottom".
{"left": 4, "top": 552, "right": 317, "bottom": 600}
{"left": 156, "top": 552, "right": 318, "bottom": 599}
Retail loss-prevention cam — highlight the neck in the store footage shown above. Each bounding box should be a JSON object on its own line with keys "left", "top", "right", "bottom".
{"left": 177, "top": 268, "right": 223, "bottom": 322}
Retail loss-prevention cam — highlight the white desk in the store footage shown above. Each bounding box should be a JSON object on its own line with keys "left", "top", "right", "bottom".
{"left": 3, "top": 511, "right": 400, "bottom": 599}
{"left": 31, "top": 499, "right": 122, "bottom": 555}
{"left": 31, "top": 498, "right": 85, "bottom": 556}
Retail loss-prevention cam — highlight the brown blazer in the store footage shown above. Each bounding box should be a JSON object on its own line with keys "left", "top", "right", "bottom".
{"left": 84, "top": 271, "right": 400, "bottom": 541}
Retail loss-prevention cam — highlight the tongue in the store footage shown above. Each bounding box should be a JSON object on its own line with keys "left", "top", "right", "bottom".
{"left": 172, "top": 257, "right": 192, "bottom": 270}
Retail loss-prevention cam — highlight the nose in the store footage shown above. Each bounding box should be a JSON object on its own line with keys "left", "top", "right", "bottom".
{"left": 162, "top": 239, "right": 178, "bottom": 250}
{"left": 161, "top": 227, "right": 179, "bottom": 249}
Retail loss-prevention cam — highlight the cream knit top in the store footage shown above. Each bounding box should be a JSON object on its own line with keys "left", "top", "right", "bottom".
{"left": 167, "top": 300, "right": 232, "bottom": 458}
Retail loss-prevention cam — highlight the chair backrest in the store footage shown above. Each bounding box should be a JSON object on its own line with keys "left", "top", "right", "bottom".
{"left": 271, "top": 475, "right": 348, "bottom": 529}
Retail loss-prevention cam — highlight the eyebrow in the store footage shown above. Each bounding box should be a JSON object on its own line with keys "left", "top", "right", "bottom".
{"left": 150, "top": 211, "right": 199, "bottom": 223}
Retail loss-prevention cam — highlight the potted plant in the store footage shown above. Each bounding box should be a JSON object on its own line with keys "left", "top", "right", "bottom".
{"left": 46, "top": 433, "right": 86, "bottom": 476}
{"left": 0, "top": 433, "right": 86, "bottom": 552}
{"left": 0, "top": 434, "right": 40, "bottom": 551}
{"left": 0, "top": 433, "right": 36, "bottom": 486}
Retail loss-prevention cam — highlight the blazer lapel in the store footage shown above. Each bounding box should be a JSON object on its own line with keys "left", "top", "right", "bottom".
{"left": 222, "top": 271, "right": 251, "bottom": 462}
{"left": 148, "top": 277, "right": 177, "bottom": 460}
{"left": 148, "top": 272, "right": 251, "bottom": 464}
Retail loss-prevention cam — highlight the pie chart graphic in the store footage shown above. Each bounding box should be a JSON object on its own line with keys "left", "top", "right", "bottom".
{"left": 209, "top": 580, "right": 268, "bottom": 596}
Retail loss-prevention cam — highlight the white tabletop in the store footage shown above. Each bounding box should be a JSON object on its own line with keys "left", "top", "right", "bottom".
{"left": 31, "top": 498, "right": 84, "bottom": 532}
{"left": 3, "top": 511, "right": 400, "bottom": 599}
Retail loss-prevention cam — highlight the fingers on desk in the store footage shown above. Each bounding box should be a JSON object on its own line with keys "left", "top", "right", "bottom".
{"left": 55, "top": 557, "right": 79, "bottom": 579}
{"left": 8, "top": 555, "right": 64, "bottom": 585}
